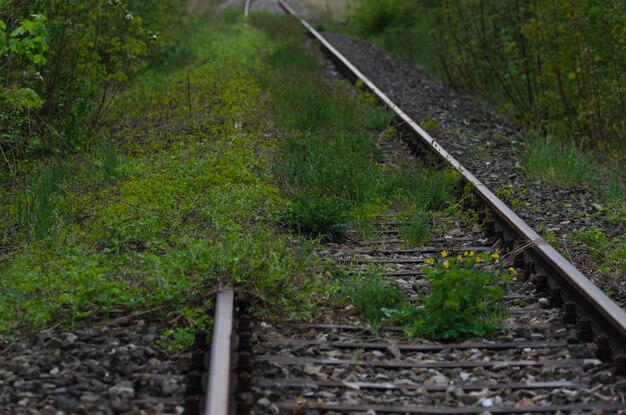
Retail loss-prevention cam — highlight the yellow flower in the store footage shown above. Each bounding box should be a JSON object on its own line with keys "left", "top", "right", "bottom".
{"left": 425, "top": 257, "right": 435, "bottom": 266}
{"left": 469, "top": 250, "right": 475, "bottom": 256}
{"left": 443, "top": 261, "right": 450, "bottom": 269}
{"left": 463, "top": 251, "right": 469, "bottom": 257}
{"left": 490, "top": 250, "right": 500, "bottom": 259}
{"left": 474, "top": 256, "right": 481, "bottom": 263}
{"left": 508, "top": 267, "right": 517, "bottom": 274}
{"left": 440, "top": 250, "right": 448, "bottom": 258}
{"left": 456, "top": 255, "right": 462, "bottom": 261}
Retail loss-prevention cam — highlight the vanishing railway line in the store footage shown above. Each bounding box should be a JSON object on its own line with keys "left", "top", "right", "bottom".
{"left": 196, "top": 1, "right": 626, "bottom": 414}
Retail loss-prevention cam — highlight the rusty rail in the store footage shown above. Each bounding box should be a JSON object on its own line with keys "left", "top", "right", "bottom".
{"left": 277, "top": 0, "right": 626, "bottom": 356}
{"left": 203, "top": 288, "right": 235, "bottom": 415}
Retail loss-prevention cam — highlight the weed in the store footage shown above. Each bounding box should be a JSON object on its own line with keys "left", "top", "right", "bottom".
{"left": 495, "top": 187, "right": 513, "bottom": 198}
{"left": 285, "top": 195, "right": 348, "bottom": 243}
{"left": 522, "top": 133, "right": 594, "bottom": 186}
{"left": 16, "top": 162, "right": 67, "bottom": 240}
{"left": 399, "top": 209, "right": 431, "bottom": 246}
{"left": 470, "top": 145, "right": 488, "bottom": 160}
{"left": 94, "top": 141, "right": 126, "bottom": 183}
{"left": 396, "top": 251, "right": 508, "bottom": 341}
{"left": 346, "top": 267, "right": 407, "bottom": 329}
{"left": 536, "top": 223, "right": 561, "bottom": 247}
{"left": 352, "top": 202, "right": 386, "bottom": 239}
{"left": 510, "top": 198, "right": 530, "bottom": 210}
{"left": 568, "top": 228, "right": 626, "bottom": 273}
{"left": 420, "top": 119, "right": 440, "bottom": 131}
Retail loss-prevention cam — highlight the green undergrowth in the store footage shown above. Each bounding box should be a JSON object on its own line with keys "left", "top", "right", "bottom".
{"left": 567, "top": 228, "right": 626, "bottom": 275}
{"left": 251, "top": 14, "right": 460, "bottom": 243}
{"left": 251, "top": 15, "right": 509, "bottom": 342}
{"left": 386, "top": 252, "right": 509, "bottom": 341}
{"left": 0, "top": 12, "right": 325, "bottom": 341}
{"left": 521, "top": 133, "right": 594, "bottom": 187}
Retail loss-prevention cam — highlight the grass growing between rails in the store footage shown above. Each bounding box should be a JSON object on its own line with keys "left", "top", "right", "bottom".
{"left": 0, "top": 12, "right": 327, "bottom": 343}
{"left": 250, "top": 15, "right": 508, "bottom": 341}
{"left": 251, "top": 15, "right": 460, "bottom": 244}
{"left": 345, "top": 267, "right": 408, "bottom": 330}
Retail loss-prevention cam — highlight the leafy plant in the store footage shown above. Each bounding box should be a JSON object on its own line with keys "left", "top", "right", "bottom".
{"left": 0, "top": 13, "right": 48, "bottom": 110}
{"left": 389, "top": 251, "right": 508, "bottom": 341}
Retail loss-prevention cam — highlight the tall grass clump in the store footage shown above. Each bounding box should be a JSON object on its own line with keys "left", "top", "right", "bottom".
{"left": 522, "top": 133, "right": 594, "bottom": 186}
{"left": 346, "top": 267, "right": 407, "bottom": 329}
{"left": 16, "top": 162, "right": 67, "bottom": 240}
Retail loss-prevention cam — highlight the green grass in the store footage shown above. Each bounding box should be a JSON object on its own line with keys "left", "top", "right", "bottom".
{"left": 345, "top": 267, "right": 407, "bottom": 329}
{"left": 521, "top": 133, "right": 594, "bottom": 187}
{"left": 399, "top": 209, "right": 431, "bottom": 246}
{"left": 16, "top": 162, "right": 68, "bottom": 240}
{"left": 0, "top": 12, "right": 325, "bottom": 339}
{"left": 252, "top": 14, "right": 460, "bottom": 244}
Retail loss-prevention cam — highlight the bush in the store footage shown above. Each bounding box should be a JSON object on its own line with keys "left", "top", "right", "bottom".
{"left": 348, "top": 0, "right": 626, "bottom": 158}
{"left": 0, "top": 0, "right": 185, "bottom": 164}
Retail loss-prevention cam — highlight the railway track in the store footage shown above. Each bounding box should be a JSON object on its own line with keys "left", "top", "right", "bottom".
{"left": 197, "top": 1, "right": 626, "bottom": 414}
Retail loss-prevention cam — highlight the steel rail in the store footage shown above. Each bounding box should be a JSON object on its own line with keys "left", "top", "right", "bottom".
{"left": 203, "top": 288, "right": 234, "bottom": 415}
{"left": 278, "top": 0, "right": 626, "bottom": 354}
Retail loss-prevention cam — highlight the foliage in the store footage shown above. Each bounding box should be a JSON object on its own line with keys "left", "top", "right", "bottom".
{"left": 348, "top": 0, "right": 626, "bottom": 159}
{"left": 347, "top": 0, "right": 440, "bottom": 71}
{"left": 0, "top": 0, "right": 184, "bottom": 167}
{"left": 388, "top": 251, "right": 508, "bottom": 341}
{"left": 0, "top": 14, "right": 323, "bottom": 336}
{"left": 0, "top": 12, "right": 48, "bottom": 110}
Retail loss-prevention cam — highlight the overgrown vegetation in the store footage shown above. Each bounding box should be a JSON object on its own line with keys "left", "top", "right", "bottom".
{"left": 0, "top": 0, "right": 183, "bottom": 165}
{"left": 521, "top": 133, "right": 594, "bottom": 186}
{"left": 0, "top": 12, "right": 327, "bottom": 340}
{"left": 386, "top": 251, "right": 509, "bottom": 341}
{"left": 348, "top": 0, "right": 626, "bottom": 160}
{"left": 345, "top": 266, "right": 407, "bottom": 329}
{"left": 251, "top": 14, "right": 460, "bottom": 243}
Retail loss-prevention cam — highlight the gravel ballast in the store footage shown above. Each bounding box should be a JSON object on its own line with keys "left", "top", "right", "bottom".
{"left": 316, "top": 31, "right": 625, "bottom": 309}
{"left": 0, "top": 323, "right": 189, "bottom": 414}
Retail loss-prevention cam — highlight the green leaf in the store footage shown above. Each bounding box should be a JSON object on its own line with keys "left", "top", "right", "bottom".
{"left": 33, "top": 53, "right": 46, "bottom": 64}
{"left": 3, "top": 87, "right": 44, "bottom": 110}
{"left": 11, "top": 26, "right": 25, "bottom": 37}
